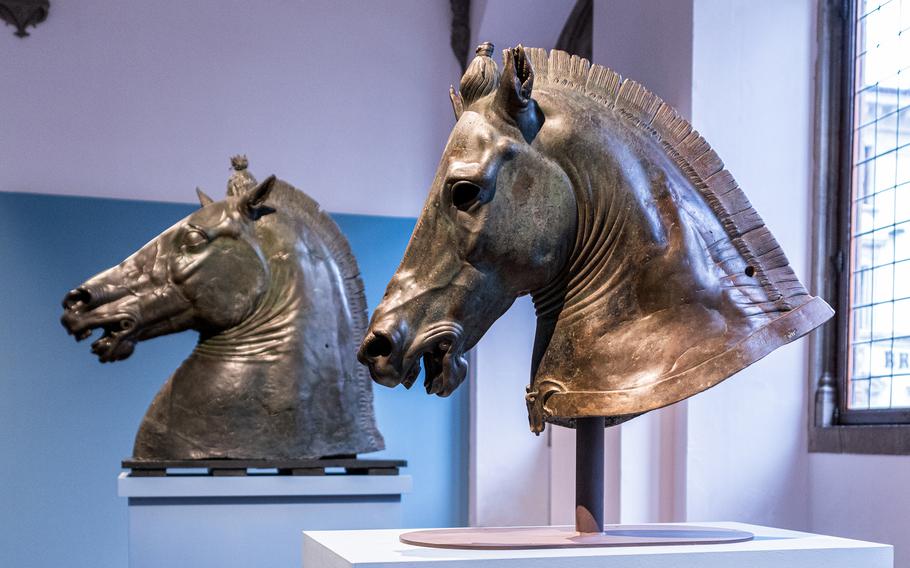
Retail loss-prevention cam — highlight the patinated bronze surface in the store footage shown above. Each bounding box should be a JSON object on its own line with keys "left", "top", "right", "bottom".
{"left": 360, "top": 45, "right": 834, "bottom": 434}
{"left": 62, "top": 157, "right": 384, "bottom": 460}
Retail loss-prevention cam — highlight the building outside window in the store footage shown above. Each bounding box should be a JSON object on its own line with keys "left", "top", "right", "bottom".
{"left": 847, "top": 0, "right": 910, "bottom": 411}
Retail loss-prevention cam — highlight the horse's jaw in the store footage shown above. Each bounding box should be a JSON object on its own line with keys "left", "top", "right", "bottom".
{"left": 420, "top": 344, "right": 470, "bottom": 397}
{"left": 62, "top": 290, "right": 151, "bottom": 363}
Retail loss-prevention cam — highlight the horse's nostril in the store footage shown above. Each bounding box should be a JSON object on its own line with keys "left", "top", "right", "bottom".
{"left": 365, "top": 333, "right": 394, "bottom": 359}
{"left": 63, "top": 288, "right": 91, "bottom": 310}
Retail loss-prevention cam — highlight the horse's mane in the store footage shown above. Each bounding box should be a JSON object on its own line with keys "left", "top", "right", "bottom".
{"left": 526, "top": 48, "right": 808, "bottom": 313}
{"left": 268, "top": 180, "right": 383, "bottom": 450}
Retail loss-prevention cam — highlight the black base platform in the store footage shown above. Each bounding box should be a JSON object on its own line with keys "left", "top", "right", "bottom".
{"left": 122, "top": 457, "right": 407, "bottom": 477}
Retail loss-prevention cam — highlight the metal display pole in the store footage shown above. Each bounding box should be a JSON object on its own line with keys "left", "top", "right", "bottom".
{"left": 574, "top": 416, "right": 605, "bottom": 534}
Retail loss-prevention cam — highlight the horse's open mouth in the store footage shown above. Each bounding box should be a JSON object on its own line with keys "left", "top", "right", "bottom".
{"left": 365, "top": 341, "right": 469, "bottom": 397}
{"left": 89, "top": 325, "right": 136, "bottom": 363}
{"left": 410, "top": 339, "right": 468, "bottom": 398}
{"left": 62, "top": 311, "right": 137, "bottom": 363}
{"left": 360, "top": 325, "right": 469, "bottom": 397}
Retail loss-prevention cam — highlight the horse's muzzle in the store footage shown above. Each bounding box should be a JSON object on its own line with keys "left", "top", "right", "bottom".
{"left": 61, "top": 286, "right": 139, "bottom": 363}
{"left": 358, "top": 324, "right": 415, "bottom": 388}
{"left": 358, "top": 321, "right": 469, "bottom": 397}
{"left": 62, "top": 284, "right": 129, "bottom": 312}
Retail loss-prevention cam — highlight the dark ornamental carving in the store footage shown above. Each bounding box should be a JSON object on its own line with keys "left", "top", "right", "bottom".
{"left": 555, "top": 0, "right": 592, "bottom": 61}
{"left": 62, "top": 158, "right": 384, "bottom": 460}
{"left": 0, "top": 0, "right": 49, "bottom": 38}
{"left": 449, "top": 0, "right": 471, "bottom": 72}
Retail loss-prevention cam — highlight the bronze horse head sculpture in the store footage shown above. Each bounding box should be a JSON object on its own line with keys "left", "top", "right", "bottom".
{"left": 62, "top": 158, "right": 384, "bottom": 459}
{"left": 359, "top": 44, "right": 833, "bottom": 433}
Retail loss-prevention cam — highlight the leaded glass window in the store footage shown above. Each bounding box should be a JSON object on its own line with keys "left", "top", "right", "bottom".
{"left": 847, "top": 0, "right": 910, "bottom": 411}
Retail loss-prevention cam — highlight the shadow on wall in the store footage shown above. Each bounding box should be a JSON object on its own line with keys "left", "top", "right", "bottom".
{"left": 0, "top": 191, "right": 468, "bottom": 568}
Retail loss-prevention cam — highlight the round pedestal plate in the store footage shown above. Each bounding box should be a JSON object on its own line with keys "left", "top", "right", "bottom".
{"left": 401, "top": 417, "right": 754, "bottom": 550}
{"left": 400, "top": 524, "right": 754, "bottom": 550}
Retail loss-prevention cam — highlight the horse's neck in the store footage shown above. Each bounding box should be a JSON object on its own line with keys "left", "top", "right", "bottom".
{"left": 557, "top": 188, "right": 643, "bottom": 324}
{"left": 193, "top": 259, "right": 303, "bottom": 363}
{"left": 533, "top": 127, "right": 679, "bottom": 328}
{"left": 528, "top": 116, "right": 758, "bottom": 404}
{"left": 519, "top": 79, "right": 827, "bottom": 431}
{"left": 523, "top": 110, "right": 788, "bottom": 431}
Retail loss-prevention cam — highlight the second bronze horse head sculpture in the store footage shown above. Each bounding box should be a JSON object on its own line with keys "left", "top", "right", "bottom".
{"left": 63, "top": 158, "right": 384, "bottom": 459}
{"left": 359, "top": 44, "right": 833, "bottom": 433}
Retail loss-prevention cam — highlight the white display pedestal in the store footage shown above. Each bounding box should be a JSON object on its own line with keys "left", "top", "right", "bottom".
{"left": 302, "top": 522, "right": 892, "bottom": 568}
{"left": 119, "top": 472, "right": 411, "bottom": 568}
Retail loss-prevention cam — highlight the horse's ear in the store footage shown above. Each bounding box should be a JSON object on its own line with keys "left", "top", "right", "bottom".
{"left": 494, "top": 45, "right": 541, "bottom": 142}
{"left": 449, "top": 85, "right": 464, "bottom": 120}
{"left": 496, "top": 45, "right": 534, "bottom": 112}
{"left": 240, "top": 174, "right": 277, "bottom": 220}
{"left": 196, "top": 187, "right": 215, "bottom": 208}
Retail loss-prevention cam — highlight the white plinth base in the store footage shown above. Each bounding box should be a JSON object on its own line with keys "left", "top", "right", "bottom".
{"left": 119, "top": 472, "right": 411, "bottom": 568}
{"left": 302, "top": 522, "right": 892, "bottom": 568}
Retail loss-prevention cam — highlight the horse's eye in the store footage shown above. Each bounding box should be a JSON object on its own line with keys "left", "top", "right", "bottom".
{"left": 451, "top": 181, "right": 482, "bottom": 211}
{"left": 182, "top": 229, "right": 209, "bottom": 251}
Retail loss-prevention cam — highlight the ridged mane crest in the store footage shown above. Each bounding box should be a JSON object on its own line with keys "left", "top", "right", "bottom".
{"left": 531, "top": 47, "right": 808, "bottom": 312}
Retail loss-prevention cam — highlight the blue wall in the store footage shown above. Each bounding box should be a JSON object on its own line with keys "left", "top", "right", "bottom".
{"left": 0, "top": 192, "right": 467, "bottom": 568}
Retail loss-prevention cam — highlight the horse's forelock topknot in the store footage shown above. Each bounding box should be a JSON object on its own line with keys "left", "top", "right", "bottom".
{"left": 459, "top": 41, "right": 500, "bottom": 108}
{"left": 476, "top": 41, "right": 494, "bottom": 57}
{"left": 231, "top": 155, "right": 249, "bottom": 171}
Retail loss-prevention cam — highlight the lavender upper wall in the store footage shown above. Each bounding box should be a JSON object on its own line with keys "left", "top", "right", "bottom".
{"left": 470, "top": 0, "right": 575, "bottom": 57}
{"left": 0, "top": 1, "right": 460, "bottom": 217}
{"left": 595, "top": 0, "right": 693, "bottom": 117}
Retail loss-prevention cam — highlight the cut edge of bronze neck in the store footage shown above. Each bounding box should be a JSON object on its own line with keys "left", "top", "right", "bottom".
{"left": 526, "top": 295, "right": 833, "bottom": 433}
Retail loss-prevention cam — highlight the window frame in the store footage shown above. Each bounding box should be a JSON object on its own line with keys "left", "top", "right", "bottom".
{"left": 810, "top": 0, "right": 910, "bottom": 454}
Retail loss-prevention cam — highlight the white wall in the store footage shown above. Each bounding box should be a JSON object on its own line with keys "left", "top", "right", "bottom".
{"left": 685, "top": 0, "right": 817, "bottom": 530}
{"left": 691, "top": 5, "right": 910, "bottom": 562}
{"left": 810, "top": 454, "right": 910, "bottom": 567}
{"left": 466, "top": 0, "right": 576, "bottom": 527}
{"left": 0, "top": 0, "right": 459, "bottom": 217}
{"left": 471, "top": 297, "right": 549, "bottom": 526}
